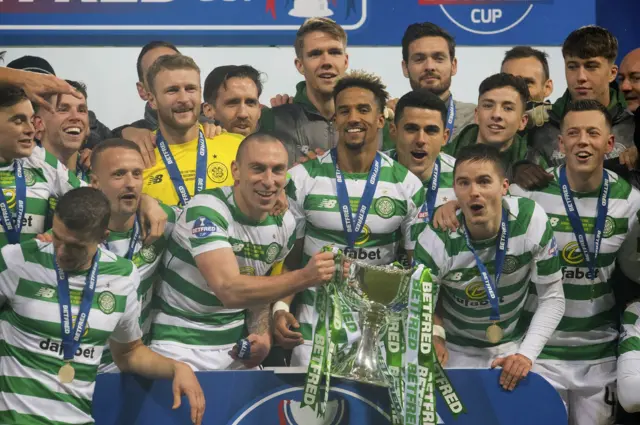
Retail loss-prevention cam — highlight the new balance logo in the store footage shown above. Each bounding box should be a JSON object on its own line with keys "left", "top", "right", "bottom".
{"left": 148, "top": 175, "right": 163, "bottom": 185}
{"left": 35, "top": 288, "right": 56, "bottom": 299}
{"left": 318, "top": 199, "right": 337, "bottom": 209}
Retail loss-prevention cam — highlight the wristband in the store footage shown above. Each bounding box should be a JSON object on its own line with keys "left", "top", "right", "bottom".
{"left": 272, "top": 301, "right": 290, "bottom": 317}
{"left": 433, "top": 325, "right": 446, "bottom": 340}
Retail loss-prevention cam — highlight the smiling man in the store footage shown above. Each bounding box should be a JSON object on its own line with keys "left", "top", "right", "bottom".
{"left": 39, "top": 80, "right": 91, "bottom": 182}
{"left": 272, "top": 71, "right": 425, "bottom": 365}
{"left": 510, "top": 100, "right": 640, "bottom": 425}
{"left": 414, "top": 144, "right": 564, "bottom": 392}
{"left": 202, "top": 65, "right": 262, "bottom": 136}
{"left": 443, "top": 73, "right": 539, "bottom": 169}
{"left": 150, "top": 133, "right": 337, "bottom": 371}
{"left": 141, "top": 54, "right": 244, "bottom": 207}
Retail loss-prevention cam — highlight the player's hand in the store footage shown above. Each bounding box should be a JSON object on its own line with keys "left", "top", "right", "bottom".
{"left": 78, "top": 148, "right": 92, "bottom": 171}
{"left": 512, "top": 163, "right": 553, "bottom": 191}
{"left": 171, "top": 362, "right": 206, "bottom": 425}
{"left": 138, "top": 194, "right": 167, "bottom": 245}
{"left": 294, "top": 148, "right": 325, "bottom": 166}
{"left": 491, "top": 353, "right": 533, "bottom": 391}
{"left": 619, "top": 146, "right": 638, "bottom": 170}
{"left": 17, "top": 71, "right": 83, "bottom": 113}
{"left": 432, "top": 200, "right": 460, "bottom": 232}
{"left": 229, "top": 333, "right": 271, "bottom": 369}
{"left": 302, "top": 251, "right": 336, "bottom": 286}
{"left": 270, "top": 190, "right": 289, "bottom": 217}
{"left": 273, "top": 310, "right": 304, "bottom": 349}
{"left": 270, "top": 93, "right": 293, "bottom": 107}
{"left": 122, "top": 127, "right": 157, "bottom": 168}
{"left": 434, "top": 336, "right": 449, "bottom": 367}
{"left": 202, "top": 122, "right": 224, "bottom": 138}
{"left": 35, "top": 233, "right": 53, "bottom": 243}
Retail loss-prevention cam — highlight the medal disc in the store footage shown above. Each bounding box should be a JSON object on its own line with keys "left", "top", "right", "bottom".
{"left": 486, "top": 323, "right": 504, "bottom": 344}
{"left": 58, "top": 363, "right": 75, "bottom": 384}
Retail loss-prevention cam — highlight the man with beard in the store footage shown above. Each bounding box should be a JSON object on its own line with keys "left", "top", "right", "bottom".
{"left": 142, "top": 54, "right": 243, "bottom": 207}
{"left": 202, "top": 65, "right": 262, "bottom": 136}
{"left": 393, "top": 22, "right": 475, "bottom": 143}
{"left": 88, "top": 139, "right": 177, "bottom": 373}
{"left": 619, "top": 48, "right": 640, "bottom": 114}
{"left": 271, "top": 71, "right": 425, "bottom": 365}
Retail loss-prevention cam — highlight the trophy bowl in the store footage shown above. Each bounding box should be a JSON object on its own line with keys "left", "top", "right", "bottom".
{"left": 330, "top": 259, "right": 414, "bottom": 387}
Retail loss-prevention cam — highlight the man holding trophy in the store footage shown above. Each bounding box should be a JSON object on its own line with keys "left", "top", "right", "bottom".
{"left": 414, "top": 144, "right": 566, "bottom": 391}
{"left": 272, "top": 71, "right": 425, "bottom": 367}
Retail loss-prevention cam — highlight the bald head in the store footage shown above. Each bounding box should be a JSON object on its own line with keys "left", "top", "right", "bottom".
{"left": 235, "top": 133, "right": 287, "bottom": 163}
{"left": 619, "top": 48, "right": 640, "bottom": 112}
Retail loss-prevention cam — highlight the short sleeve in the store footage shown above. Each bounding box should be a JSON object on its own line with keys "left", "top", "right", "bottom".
{"left": 0, "top": 244, "right": 21, "bottom": 308}
{"left": 617, "top": 197, "right": 640, "bottom": 284}
{"left": 413, "top": 224, "right": 449, "bottom": 284}
{"left": 182, "top": 200, "right": 232, "bottom": 257}
{"left": 285, "top": 165, "right": 311, "bottom": 239}
{"left": 402, "top": 173, "right": 426, "bottom": 251}
{"left": 110, "top": 269, "right": 143, "bottom": 344}
{"left": 528, "top": 202, "right": 562, "bottom": 285}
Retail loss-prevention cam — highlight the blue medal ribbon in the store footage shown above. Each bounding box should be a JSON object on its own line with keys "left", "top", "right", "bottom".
{"left": 445, "top": 96, "right": 456, "bottom": 144}
{"left": 0, "top": 160, "right": 27, "bottom": 245}
{"left": 462, "top": 208, "right": 509, "bottom": 322}
{"left": 55, "top": 250, "right": 100, "bottom": 362}
{"left": 103, "top": 216, "right": 140, "bottom": 260}
{"left": 75, "top": 152, "right": 88, "bottom": 182}
{"left": 417, "top": 156, "right": 441, "bottom": 223}
{"left": 331, "top": 149, "right": 381, "bottom": 248}
{"left": 156, "top": 128, "right": 207, "bottom": 206}
{"left": 559, "top": 166, "right": 609, "bottom": 285}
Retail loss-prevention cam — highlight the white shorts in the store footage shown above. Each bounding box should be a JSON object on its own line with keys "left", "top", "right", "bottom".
{"left": 150, "top": 343, "right": 255, "bottom": 371}
{"left": 533, "top": 359, "right": 617, "bottom": 425}
{"left": 445, "top": 341, "right": 521, "bottom": 369}
{"left": 617, "top": 352, "right": 640, "bottom": 413}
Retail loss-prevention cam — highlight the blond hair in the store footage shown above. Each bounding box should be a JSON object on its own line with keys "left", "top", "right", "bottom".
{"left": 146, "top": 54, "right": 200, "bottom": 94}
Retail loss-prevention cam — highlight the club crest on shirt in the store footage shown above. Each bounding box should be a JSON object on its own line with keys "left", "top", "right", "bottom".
{"left": 23, "top": 168, "right": 36, "bottom": 186}
{"left": 207, "top": 162, "right": 228, "bottom": 184}
{"left": 98, "top": 291, "right": 116, "bottom": 315}
{"left": 374, "top": 196, "right": 395, "bottom": 219}
{"left": 502, "top": 255, "right": 519, "bottom": 274}
{"left": 603, "top": 216, "right": 616, "bottom": 238}
{"left": 139, "top": 245, "right": 158, "bottom": 263}
{"left": 264, "top": 242, "right": 282, "bottom": 264}
{"left": 192, "top": 216, "right": 217, "bottom": 238}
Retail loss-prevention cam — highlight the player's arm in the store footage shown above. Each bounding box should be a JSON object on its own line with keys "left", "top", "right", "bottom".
{"left": 616, "top": 207, "right": 640, "bottom": 285}
{"left": 492, "top": 209, "right": 565, "bottom": 391}
{"left": 401, "top": 177, "right": 426, "bottom": 253}
{"left": 229, "top": 304, "right": 272, "bottom": 369}
{"left": 109, "top": 271, "right": 205, "bottom": 424}
{"left": 195, "top": 248, "right": 333, "bottom": 308}
{"left": 618, "top": 302, "right": 640, "bottom": 413}
{"left": 0, "top": 245, "right": 21, "bottom": 308}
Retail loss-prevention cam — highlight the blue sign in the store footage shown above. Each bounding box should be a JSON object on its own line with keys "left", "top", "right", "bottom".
{"left": 92, "top": 369, "right": 567, "bottom": 425}
{"left": 0, "top": 0, "right": 594, "bottom": 46}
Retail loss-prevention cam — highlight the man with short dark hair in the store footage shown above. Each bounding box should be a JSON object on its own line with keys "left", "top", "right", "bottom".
{"left": 443, "top": 73, "right": 538, "bottom": 169}
{"left": 202, "top": 65, "right": 262, "bottom": 136}
{"left": 524, "top": 26, "right": 635, "bottom": 171}
{"left": 6, "top": 55, "right": 112, "bottom": 149}
{"left": 414, "top": 144, "right": 564, "bottom": 392}
{"left": 272, "top": 71, "right": 425, "bottom": 366}
{"left": 510, "top": 99, "right": 640, "bottom": 425}
{"left": 501, "top": 46, "right": 554, "bottom": 104}
{"left": 399, "top": 22, "right": 476, "bottom": 142}
{"left": 0, "top": 187, "right": 205, "bottom": 424}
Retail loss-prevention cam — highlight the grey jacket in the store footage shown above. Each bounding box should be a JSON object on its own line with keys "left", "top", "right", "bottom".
{"left": 450, "top": 98, "right": 477, "bottom": 141}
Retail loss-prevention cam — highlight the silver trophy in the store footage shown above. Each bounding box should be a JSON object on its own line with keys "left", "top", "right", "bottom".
{"left": 330, "top": 259, "right": 414, "bottom": 387}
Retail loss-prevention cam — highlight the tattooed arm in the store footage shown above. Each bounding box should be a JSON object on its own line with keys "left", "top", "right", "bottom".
{"left": 229, "top": 305, "right": 272, "bottom": 369}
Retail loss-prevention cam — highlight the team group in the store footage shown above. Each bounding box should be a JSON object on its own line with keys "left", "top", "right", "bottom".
{"left": 1, "top": 17, "right": 640, "bottom": 425}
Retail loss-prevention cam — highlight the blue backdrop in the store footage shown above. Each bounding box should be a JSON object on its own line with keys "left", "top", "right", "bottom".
{"left": 93, "top": 369, "right": 568, "bottom": 425}
{"left": 0, "top": 0, "right": 595, "bottom": 46}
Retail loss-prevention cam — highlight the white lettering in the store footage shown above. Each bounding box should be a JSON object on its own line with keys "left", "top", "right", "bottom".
{"left": 471, "top": 8, "right": 502, "bottom": 24}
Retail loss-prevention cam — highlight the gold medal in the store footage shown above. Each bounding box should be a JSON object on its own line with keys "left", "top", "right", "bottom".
{"left": 486, "top": 323, "right": 503, "bottom": 344}
{"left": 58, "top": 362, "right": 75, "bottom": 384}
